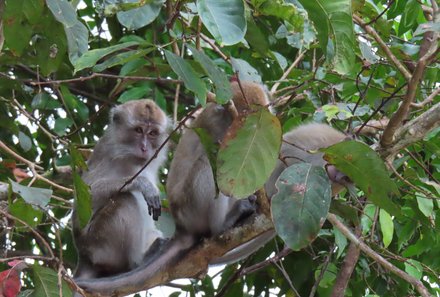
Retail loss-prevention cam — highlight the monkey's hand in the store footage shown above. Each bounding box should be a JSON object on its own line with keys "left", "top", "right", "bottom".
{"left": 134, "top": 177, "right": 162, "bottom": 221}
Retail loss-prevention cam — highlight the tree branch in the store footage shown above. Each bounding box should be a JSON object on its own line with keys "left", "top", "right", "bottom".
{"left": 327, "top": 213, "right": 431, "bottom": 297}
{"left": 379, "top": 101, "right": 440, "bottom": 159}
{"left": 353, "top": 14, "right": 412, "bottom": 81}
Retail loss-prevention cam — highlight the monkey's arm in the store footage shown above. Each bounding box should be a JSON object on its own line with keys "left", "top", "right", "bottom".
{"left": 90, "top": 176, "right": 161, "bottom": 220}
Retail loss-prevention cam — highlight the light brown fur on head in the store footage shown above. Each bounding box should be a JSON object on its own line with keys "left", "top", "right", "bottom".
{"left": 231, "top": 81, "right": 269, "bottom": 113}
{"left": 111, "top": 99, "right": 168, "bottom": 128}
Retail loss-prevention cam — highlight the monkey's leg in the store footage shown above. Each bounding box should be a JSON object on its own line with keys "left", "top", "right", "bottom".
{"left": 217, "top": 194, "right": 257, "bottom": 234}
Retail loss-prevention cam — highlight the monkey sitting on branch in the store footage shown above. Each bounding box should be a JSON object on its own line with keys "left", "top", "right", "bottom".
{"left": 72, "top": 99, "right": 169, "bottom": 289}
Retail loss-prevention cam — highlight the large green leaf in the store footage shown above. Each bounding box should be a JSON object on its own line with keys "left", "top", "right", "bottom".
{"left": 9, "top": 199, "right": 43, "bottom": 228}
{"left": 117, "top": 0, "right": 164, "bottom": 30}
{"left": 197, "top": 0, "right": 246, "bottom": 46}
{"left": 251, "top": 0, "right": 303, "bottom": 30}
{"left": 271, "top": 163, "right": 332, "bottom": 251}
{"left": 379, "top": 209, "right": 394, "bottom": 248}
{"left": 9, "top": 179, "right": 52, "bottom": 208}
{"left": 322, "top": 141, "right": 400, "bottom": 217}
{"left": 217, "top": 108, "right": 281, "bottom": 198}
{"left": 46, "top": 0, "right": 88, "bottom": 63}
{"left": 93, "top": 49, "right": 153, "bottom": 72}
{"left": 32, "top": 265, "right": 72, "bottom": 297}
{"left": 164, "top": 50, "right": 207, "bottom": 104}
{"left": 187, "top": 45, "right": 232, "bottom": 104}
{"left": 230, "top": 58, "right": 262, "bottom": 83}
{"left": 297, "top": 0, "right": 356, "bottom": 74}
{"left": 70, "top": 146, "right": 91, "bottom": 229}
{"left": 73, "top": 41, "right": 139, "bottom": 73}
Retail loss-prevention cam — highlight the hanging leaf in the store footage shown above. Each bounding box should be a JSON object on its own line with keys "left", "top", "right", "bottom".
{"left": 271, "top": 163, "right": 332, "bottom": 250}
{"left": 73, "top": 41, "right": 139, "bottom": 73}
{"left": 379, "top": 209, "right": 394, "bottom": 248}
{"left": 46, "top": 0, "right": 88, "bottom": 63}
{"left": 32, "top": 265, "right": 72, "bottom": 297}
{"left": 217, "top": 108, "right": 281, "bottom": 198}
{"left": 9, "top": 179, "right": 52, "bottom": 208}
{"left": 117, "top": 0, "right": 164, "bottom": 30}
{"left": 297, "top": 0, "right": 356, "bottom": 74}
{"left": 187, "top": 45, "right": 232, "bottom": 104}
{"left": 164, "top": 50, "right": 207, "bottom": 104}
{"left": 322, "top": 140, "right": 400, "bottom": 217}
{"left": 197, "top": 0, "right": 247, "bottom": 45}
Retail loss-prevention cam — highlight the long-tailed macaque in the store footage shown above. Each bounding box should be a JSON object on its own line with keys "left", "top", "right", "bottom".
{"left": 75, "top": 81, "right": 348, "bottom": 295}
{"left": 73, "top": 99, "right": 168, "bottom": 283}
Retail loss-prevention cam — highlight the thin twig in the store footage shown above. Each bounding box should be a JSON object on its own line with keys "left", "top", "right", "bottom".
{"left": 26, "top": 72, "right": 182, "bottom": 86}
{"left": 0, "top": 208, "right": 55, "bottom": 259}
{"left": 270, "top": 50, "right": 306, "bottom": 95}
{"left": 0, "top": 141, "right": 73, "bottom": 193}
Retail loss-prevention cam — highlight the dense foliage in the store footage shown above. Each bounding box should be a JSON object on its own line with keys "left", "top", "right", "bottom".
{"left": 0, "top": 0, "right": 439, "bottom": 296}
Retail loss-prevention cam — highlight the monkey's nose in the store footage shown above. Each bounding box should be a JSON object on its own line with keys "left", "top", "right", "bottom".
{"left": 141, "top": 146, "right": 147, "bottom": 153}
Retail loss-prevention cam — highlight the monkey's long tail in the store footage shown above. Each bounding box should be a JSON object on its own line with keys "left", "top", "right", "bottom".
{"left": 209, "top": 230, "right": 276, "bottom": 265}
{"left": 74, "top": 234, "right": 195, "bottom": 296}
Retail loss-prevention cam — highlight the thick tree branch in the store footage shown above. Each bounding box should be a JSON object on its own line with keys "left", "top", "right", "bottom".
{"left": 330, "top": 226, "right": 361, "bottom": 297}
{"left": 379, "top": 101, "right": 440, "bottom": 159}
{"left": 327, "top": 213, "right": 431, "bottom": 297}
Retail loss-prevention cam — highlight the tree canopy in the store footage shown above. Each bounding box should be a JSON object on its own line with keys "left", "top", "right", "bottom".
{"left": 0, "top": 0, "right": 439, "bottom": 296}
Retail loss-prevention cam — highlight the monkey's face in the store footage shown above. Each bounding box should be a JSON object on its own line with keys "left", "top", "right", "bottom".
{"left": 120, "top": 122, "right": 165, "bottom": 161}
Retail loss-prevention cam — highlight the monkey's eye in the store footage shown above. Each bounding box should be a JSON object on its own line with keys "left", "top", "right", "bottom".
{"left": 134, "top": 127, "right": 143, "bottom": 134}
{"left": 148, "top": 130, "right": 159, "bottom": 137}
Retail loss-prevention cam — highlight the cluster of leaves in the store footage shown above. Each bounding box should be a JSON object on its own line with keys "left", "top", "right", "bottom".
{"left": 0, "top": 0, "right": 439, "bottom": 296}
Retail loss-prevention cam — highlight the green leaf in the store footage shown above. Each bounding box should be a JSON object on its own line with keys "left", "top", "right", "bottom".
{"left": 32, "top": 265, "right": 73, "bottom": 297}
{"left": 334, "top": 227, "right": 347, "bottom": 258}
{"left": 31, "top": 93, "right": 62, "bottom": 110}
{"left": 404, "top": 259, "right": 423, "bottom": 280}
{"left": 379, "top": 209, "right": 393, "bottom": 248}
{"left": 398, "top": 0, "right": 421, "bottom": 35}
{"left": 116, "top": 0, "right": 164, "bottom": 30}
{"left": 164, "top": 50, "right": 207, "bottom": 104}
{"left": 70, "top": 146, "right": 91, "bottom": 229}
{"left": 187, "top": 45, "right": 232, "bottom": 104}
{"left": 3, "top": 1, "right": 33, "bottom": 56}
{"left": 93, "top": 49, "right": 152, "bottom": 72}
{"left": 46, "top": 0, "right": 88, "bottom": 64}
{"left": 416, "top": 193, "right": 434, "bottom": 218}
{"left": 9, "top": 179, "right": 52, "bottom": 208}
{"left": 414, "top": 22, "right": 440, "bottom": 36}
{"left": 73, "top": 172, "right": 92, "bottom": 229}
{"left": 9, "top": 199, "right": 43, "bottom": 228}
{"left": 197, "top": 0, "right": 247, "bottom": 46}
{"left": 230, "top": 58, "right": 262, "bottom": 83}
{"left": 73, "top": 41, "right": 139, "bottom": 73}
{"left": 118, "top": 86, "right": 150, "bottom": 103}
{"left": 251, "top": 0, "right": 303, "bottom": 30}
{"left": 272, "top": 163, "right": 332, "bottom": 251}
{"left": 18, "top": 131, "right": 32, "bottom": 152}
{"left": 193, "top": 127, "right": 219, "bottom": 178}
{"left": 297, "top": 0, "right": 356, "bottom": 74}
{"left": 54, "top": 118, "right": 74, "bottom": 136}
{"left": 217, "top": 108, "right": 282, "bottom": 198}
{"left": 322, "top": 141, "right": 400, "bottom": 217}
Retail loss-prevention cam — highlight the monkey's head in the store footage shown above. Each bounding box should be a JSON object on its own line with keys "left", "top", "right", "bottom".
{"left": 109, "top": 99, "right": 169, "bottom": 161}
{"left": 230, "top": 81, "right": 269, "bottom": 113}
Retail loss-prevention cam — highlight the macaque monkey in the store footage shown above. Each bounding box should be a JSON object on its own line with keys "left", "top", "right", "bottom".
{"left": 74, "top": 81, "right": 268, "bottom": 295}
{"left": 73, "top": 99, "right": 168, "bottom": 282}
{"left": 75, "top": 81, "right": 348, "bottom": 295}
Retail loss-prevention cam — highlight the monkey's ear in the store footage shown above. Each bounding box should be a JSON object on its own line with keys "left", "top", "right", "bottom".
{"left": 109, "top": 107, "right": 122, "bottom": 124}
